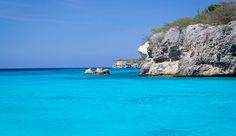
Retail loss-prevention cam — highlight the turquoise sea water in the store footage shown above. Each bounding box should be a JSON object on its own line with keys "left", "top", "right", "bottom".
{"left": 0, "top": 68, "right": 236, "bottom": 136}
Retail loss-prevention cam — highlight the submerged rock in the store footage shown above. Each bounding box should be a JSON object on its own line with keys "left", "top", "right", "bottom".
{"left": 140, "top": 21, "right": 236, "bottom": 76}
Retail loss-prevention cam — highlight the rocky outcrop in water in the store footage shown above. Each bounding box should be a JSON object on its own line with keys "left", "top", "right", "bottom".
{"left": 140, "top": 21, "right": 236, "bottom": 76}
{"left": 112, "top": 59, "right": 143, "bottom": 68}
{"left": 84, "top": 68, "right": 94, "bottom": 75}
{"left": 95, "top": 68, "right": 110, "bottom": 75}
{"left": 84, "top": 68, "right": 110, "bottom": 75}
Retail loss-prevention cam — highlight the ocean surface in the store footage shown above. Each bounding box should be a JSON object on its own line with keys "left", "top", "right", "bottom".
{"left": 0, "top": 68, "right": 236, "bottom": 136}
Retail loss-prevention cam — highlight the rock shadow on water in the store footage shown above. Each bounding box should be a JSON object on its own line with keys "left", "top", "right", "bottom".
{"left": 146, "top": 129, "right": 189, "bottom": 136}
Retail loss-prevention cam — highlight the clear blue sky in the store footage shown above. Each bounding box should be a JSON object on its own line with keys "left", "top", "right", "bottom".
{"left": 0, "top": 0, "right": 222, "bottom": 68}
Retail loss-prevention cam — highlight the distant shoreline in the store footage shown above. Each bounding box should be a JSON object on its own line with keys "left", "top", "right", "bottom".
{"left": 0, "top": 67, "right": 114, "bottom": 71}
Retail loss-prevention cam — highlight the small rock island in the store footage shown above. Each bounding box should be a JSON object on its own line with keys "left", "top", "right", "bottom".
{"left": 84, "top": 68, "right": 110, "bottom": 75}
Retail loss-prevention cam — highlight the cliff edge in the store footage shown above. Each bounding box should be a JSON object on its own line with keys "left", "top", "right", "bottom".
{"left": 140, "top": 21, "right": 236, "bottom": 76}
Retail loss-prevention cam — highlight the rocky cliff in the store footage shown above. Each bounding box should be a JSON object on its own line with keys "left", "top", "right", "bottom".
{"left": 112, "top": 59, "right": 143, "bottom": 68}
{"left": 140, "top": 21, "right": 236, "bottom": 76}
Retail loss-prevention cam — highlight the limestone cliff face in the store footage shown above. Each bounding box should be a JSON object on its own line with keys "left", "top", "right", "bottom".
{"left": 112, "top": 59, "right": 143, "bottom": 68}
{"left": 140, "top": 21, "right": 236, "bottom": 76}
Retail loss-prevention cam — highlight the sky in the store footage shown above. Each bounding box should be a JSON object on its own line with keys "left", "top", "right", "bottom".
{"left": 0, "top": 0, "right": 223, "bottom": 68}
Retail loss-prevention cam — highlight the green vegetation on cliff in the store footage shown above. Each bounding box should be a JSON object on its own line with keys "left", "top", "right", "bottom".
{"left": 151, "top": 1, "right": 236, "bottom": 33}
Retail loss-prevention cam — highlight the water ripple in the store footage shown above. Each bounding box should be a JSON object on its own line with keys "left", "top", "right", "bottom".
{"left": 146, "top": 129, "right": 189, "bottom": 136}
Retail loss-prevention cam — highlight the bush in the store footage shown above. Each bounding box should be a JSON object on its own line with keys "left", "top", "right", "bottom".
{"left": 150, "top": 28, "right": 162, "bottom": 34}
{"left": 167, "top": 17, "right": 195, "bottom": 28}
{"left": 208, "top": 4, "right": 220, "bottom": 12}
{"left": 151, "top": 1, "right": 236, "bottom": 33}
{"left": 151, "top": 17, "right": 196, "bottom": 33}
{"left": 207, "top": 7, "right": 236, "bottom": 25}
